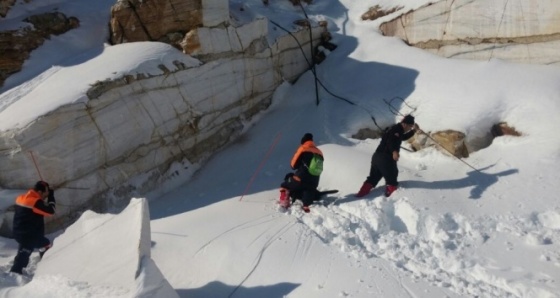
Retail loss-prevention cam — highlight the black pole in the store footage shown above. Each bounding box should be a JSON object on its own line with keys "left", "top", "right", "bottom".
{"left": 298, "top": 2, "right": 320, "bottom": 106}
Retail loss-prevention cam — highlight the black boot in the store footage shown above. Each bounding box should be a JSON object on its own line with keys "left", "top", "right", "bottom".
{"left": 11, "top": 248, "right": 32, "bottom": 274}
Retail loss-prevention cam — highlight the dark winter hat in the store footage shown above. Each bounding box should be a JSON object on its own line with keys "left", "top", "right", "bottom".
{"left": 34, "top": 181, "right": 49, "bottom": 192}
{"left": 402, "top": 115, "right": 415, "bottom": 125}
{"left": 301, "top": 133, "right": 313, "bottom": 144}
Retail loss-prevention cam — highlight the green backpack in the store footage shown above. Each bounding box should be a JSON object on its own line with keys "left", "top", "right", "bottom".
{"left": 308, "top": 154, "right": 324, "bottom": 176}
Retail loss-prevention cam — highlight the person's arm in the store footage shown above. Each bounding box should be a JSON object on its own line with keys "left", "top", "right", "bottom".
{"left": 32, "top": 188, "right": 55, "bottom": 216}
{"left": 403, "top": 123, "right": 421, "bottom": 140}
{"left": 290, "top": 146, "right": 304, "bottom": 170}
{"left": 385, "top": 126, "right": 402, "bottom": 153}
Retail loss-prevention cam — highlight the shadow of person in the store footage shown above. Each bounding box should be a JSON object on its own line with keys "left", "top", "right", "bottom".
{"left": 403, "top": 164, "right": 518, "bottom": 199}
{"left": 176, "top": 280, "right": 299, "bottom": 298}
{"left": 332, "top": 188, "right": 386, "bottom": 205}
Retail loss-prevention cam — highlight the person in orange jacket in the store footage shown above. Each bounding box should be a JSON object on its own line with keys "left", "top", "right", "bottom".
{"left": 10, "top": 181, "right": 56, "bottom": 274}
{"left": 280, "top": 133, "right": 324, "bottom": 213}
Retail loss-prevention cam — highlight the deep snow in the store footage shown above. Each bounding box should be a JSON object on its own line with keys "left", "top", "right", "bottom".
{"left": 1, "top": 0, "right": 559, "bottom": 297}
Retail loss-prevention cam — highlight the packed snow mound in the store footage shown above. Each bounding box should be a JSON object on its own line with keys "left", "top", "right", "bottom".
{"left": 300, "top": 195, "right": 560, "bottom": 297}
{"left": 1, "top": 198, "right": 178, "bottom": 298}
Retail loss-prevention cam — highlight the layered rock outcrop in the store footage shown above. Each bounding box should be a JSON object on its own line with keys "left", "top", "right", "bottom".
{"left": 0, "top": 0, "right": 326, "bottom": 236}
{"left": 379, "top": 0, "right": 560, "bottom": 66}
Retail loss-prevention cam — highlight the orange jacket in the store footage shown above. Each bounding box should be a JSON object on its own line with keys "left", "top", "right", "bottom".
{"left": 12, "top": 189, "right": 55, "bottom": 240}
{"left": 290, "top": 140, "right": 323, "bottom": 171}
{"left": 15, "top": 190, "right": 55, "bottom": 216}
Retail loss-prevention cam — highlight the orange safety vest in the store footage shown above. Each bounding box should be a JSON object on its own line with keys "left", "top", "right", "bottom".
{"left": 290, "top": 141, "right": 323, "bottom": 169}
{"left": 15, "top": 190, "right": 54, "bottom": 217}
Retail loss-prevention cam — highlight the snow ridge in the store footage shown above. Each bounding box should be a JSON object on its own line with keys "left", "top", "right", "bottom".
{"left": 294, "top": 195, "right": 559, "bottom": 297}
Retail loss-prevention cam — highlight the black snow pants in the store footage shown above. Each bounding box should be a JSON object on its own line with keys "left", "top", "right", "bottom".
{"left": 366, "top": 152, "right": 399, "bottom": 187}
{"left": 11, "top": 235, "right": 50, "bottom": 274}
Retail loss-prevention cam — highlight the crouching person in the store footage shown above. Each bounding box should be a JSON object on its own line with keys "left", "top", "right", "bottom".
{"left": 279, "top": 133, "right": 324, "bottom": 213}
{"left": 281, "top": 173, "right": 327, "bottom": 212}
{"left": 10, "top": 181, "right": 56, "bottom": 274}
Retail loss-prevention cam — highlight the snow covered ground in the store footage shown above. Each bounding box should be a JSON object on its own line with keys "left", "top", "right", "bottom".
{"left": 1, "top": 0, "right": 560, "bottom": 297}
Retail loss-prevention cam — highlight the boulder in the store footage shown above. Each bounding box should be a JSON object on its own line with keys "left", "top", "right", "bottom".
{"left": 428, "top": 130, "right": 469, "bottom": 158}
{"left": 109, "top": 0, "right": 229, "bottom": 48}
{"left": 0, "top": 0, "right": 16, "bottom": 18}
{"left": 491, "top": 122, "right": 521, "bottom": 137}
{"left": 361, "top": 5, "right": 402, "bottom": 21}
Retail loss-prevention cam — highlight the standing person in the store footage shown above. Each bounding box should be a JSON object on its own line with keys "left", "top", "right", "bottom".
{"left": 10, "top": 181, "right": 56, "bottom": 274}
{"left": 356, "top": 115, "right": 419, "bottom": 198}
{"left": 279, "top": 133, "right": 324, "bottom": 213}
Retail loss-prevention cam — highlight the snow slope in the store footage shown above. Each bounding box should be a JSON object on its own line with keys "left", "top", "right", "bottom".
{"left": 1, "top": 0, "right": 560, "bottom": 297}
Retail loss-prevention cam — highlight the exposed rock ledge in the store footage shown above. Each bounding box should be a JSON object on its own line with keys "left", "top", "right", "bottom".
{"left": 0, "top": 0, "right": 16, "bottom": 18}
{"left": 379, "top": 0, "right": 560, "bottom": 66}
{"left": 0, "top": 7, "right": 326, "bottom": 236}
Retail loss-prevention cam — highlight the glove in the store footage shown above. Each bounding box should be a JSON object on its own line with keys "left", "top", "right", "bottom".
{"left": 48, "top": 187, "right": 56, "bottom": 204}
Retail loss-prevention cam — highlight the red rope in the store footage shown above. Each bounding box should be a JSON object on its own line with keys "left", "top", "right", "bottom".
{"left": 29, "top": 150, "right": 44, "bottom": 181}
{"left": 239, "top": 132, "right": 282, "bottom": 201}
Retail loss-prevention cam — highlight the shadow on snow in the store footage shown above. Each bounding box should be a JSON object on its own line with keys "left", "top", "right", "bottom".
{"left": 176, "top": 281, "right": 299, "bottom": 298}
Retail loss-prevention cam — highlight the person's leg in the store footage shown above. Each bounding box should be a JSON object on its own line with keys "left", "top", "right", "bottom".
{"left": 279, "top": 186, "right": 290, "bottom": 207}
{"left": 290, "top": 189, "right": 303, "bottom": 204}
{"left": 280, "top": 173, "right": 296, "bottom": 207}
{"left": 301, "top": 189, "right": 316, "bottom": 207}
{"left": 11, "top": 242, "right": 33, "bottom": 274}
{"left": 357, "top": 156, "right": 383, "bottom": 197}
{"left": 379, "top": 158, "right": 399, "bottom": 196}
{"left": 300, "top": 189, "right": 316, "bottom": 213}
{"left": 300, "top": 177, "right": 321, "bottom": 212}
{"left": 35, "top": 237, "right": 51, "bottom": 259}
{"left": 281, "top": 174, "right": 305, "bottom": 205}
{"left": 369, "top": 154, "right": 385, "bottom": 185}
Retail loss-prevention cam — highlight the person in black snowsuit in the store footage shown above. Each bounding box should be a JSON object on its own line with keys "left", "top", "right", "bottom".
{"left": 356, "top": 115, "right": 419, "bottom": 197}
{"left": 279, "top": 133, "right": 324, "bottom": 213}
{"left": 10, "top": 181, "right": 56, "bottom": 274}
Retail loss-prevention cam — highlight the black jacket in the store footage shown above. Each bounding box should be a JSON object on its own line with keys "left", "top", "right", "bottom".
{"left": 12, "top": 189, "right": 56, "bottom": 241}
{"left": 375, "top": 123, "right": 416, "bottom": 155}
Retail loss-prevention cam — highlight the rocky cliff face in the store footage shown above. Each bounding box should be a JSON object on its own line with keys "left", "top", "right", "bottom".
{"left": 109, "top": 0, "right": 229, "bottom": 50}
{"left": 0, "top": 0, "right": 326, "bottom": 236}
{"left": 0, "top": 11, "right": 79, "bottom": 88}
{"left": 379, "top": 0, "right": 560, "bottom": 66}
{"left": 0, "top": 0, "right": 16, "bottom": 18}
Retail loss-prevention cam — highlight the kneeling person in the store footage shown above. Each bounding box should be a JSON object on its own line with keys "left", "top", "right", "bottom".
{"left": 279, "top": 133, "right": 324, "bottom": 213}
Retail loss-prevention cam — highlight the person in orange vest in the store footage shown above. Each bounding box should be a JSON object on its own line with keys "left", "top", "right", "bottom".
{"left": 10, "top": 181, "right": 56, "bottom": 275}
{"left": 356, "top": 115, "right": 419, "bottom": 197}
{"left": 279, "top": 133, "right": 324, "bottom": 213}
